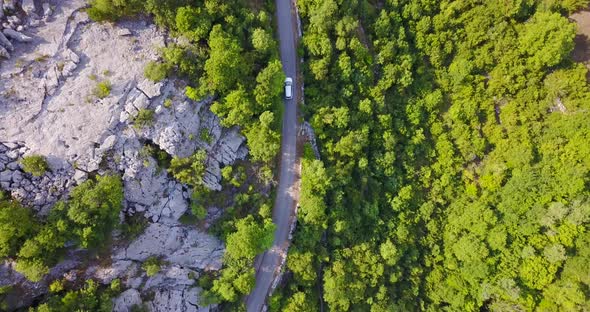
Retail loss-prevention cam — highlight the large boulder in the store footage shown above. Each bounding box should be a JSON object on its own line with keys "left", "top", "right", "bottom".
{"left": 115, "top": 223, "right": 224, "bottom": 271}
{"left": 2, "top": 28, "right": 32, "bottom": 42}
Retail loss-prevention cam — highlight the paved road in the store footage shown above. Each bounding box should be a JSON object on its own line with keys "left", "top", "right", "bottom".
{"left": 245, "top": 0, "right": 299, "bottom": 311}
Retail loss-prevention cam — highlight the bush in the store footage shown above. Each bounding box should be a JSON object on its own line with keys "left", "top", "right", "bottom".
{"left": 87, "top": 0, "right": 141, "bottom": 22}
{"left": 142, "top": 257, "right": 162, "bottom": 277}
{"left": 144, "top": 61, "right": 169, "bottom": 82}
{"left": 134, "top": 109, "right": 154, "bottom": 129}
{"left": 190, "top": 202, "right": 207, "bottom": 220}
{"left": 200, "top": 128, "right": 213, "bottom": 143}
{"left": 49, "top": 280, "right": 65, "bottom": 293}
{"left": 21, "top": 155, "right": 49, "bottom": 177}
{"left": 139, "top": 143, "right": 171, "bottom": 170}
{"left": 221, "top": 165, "right": 246, "bottom": 187}
{"left": 110, "top": 278, "right": 121, "bottom": 293}
{"left": 93, "top": 81, "right": 111, "bottom": 99}
{"left": 14, "top": 259, "right": 49, "bottom": 282}
{"left": 120, "top": 214, "right": 148, "bottom": 240}
{"left": 168, "top": 150, "right": 207, "bottom": 186}
{"left": 130, "top": 304, "right": 149, "bottom": 312}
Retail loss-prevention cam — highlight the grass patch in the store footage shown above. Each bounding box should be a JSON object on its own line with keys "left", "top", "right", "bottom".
{"left": 93, "top": 80, "right": 111, "bottom": 99}
{"left": 200, "top": 128, "right": 213, "bottom": 144}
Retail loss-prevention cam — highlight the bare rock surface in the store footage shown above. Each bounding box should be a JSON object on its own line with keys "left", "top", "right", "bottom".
{"left": 114, "top": 289, "right": 143, "bottom": 312}
{"left": 149, "top": 287, "right": 213, "bottom": 312}
{"left": 114, "top": 223, "right": 224, "bottom": 271}
{"left": 0, "top": 1, "right": 247, "bottom": 310}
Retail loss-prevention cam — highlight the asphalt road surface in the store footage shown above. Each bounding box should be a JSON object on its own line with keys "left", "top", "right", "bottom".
{"left": 245, "top": 0, "right": 299, "bottom": 311}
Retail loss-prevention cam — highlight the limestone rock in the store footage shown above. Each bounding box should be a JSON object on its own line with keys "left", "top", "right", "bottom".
{"left": 118, "top": 28, "right": 132, "bottom": 36}
{"left": 42, "top": 2, "right": 51, "bottom": 17}
{"left": 148, "top": 287, "right": 213, "bottom": 312}
{"left": 113, "top": 289, "right": 142, "bottom": 312}
{"left": 72, "top": 169, "right": 87, "bottom": 184}
{"left": 0, "top": 31, "right": 14, "bottom": 51}
{"left": 137, "top": 79, "right": 163, "bottom": 99}
{"left": 0, "top": 46, "right": 9, "bottom": 59}
{"left": 143, "top": 265, "right": 198, "bottom": 290}
{"left": 116, "top": 223, "right": 223, "bottom": 271}
{"left": 3, "top": 29, "right": 33, "bottom": 42}
{"left": 91, "top": 260, "right": 137, "bottom": 285}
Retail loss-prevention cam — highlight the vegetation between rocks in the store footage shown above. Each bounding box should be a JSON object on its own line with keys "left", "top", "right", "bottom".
{"left": 0, "top": 175, "right": 123, "bottom": 282}
{"left": 21, "top": 154, "right": 49, "bottom": 177}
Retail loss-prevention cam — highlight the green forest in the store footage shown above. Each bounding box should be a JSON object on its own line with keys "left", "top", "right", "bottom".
{"left": 274, "top": 0, "right": 590, "bottom": 311}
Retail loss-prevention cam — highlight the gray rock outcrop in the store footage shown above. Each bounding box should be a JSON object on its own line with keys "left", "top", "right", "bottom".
{"left": 0, "top": 1, "right": 247, "bottom": 310}
{"left": 0, "top": 142, "right": 74, "bottom": 213}
{"left": 149, "top": 287, "right": 213, "bottom": 312}
{"left": 114, "top": 289, "right": 143, "bottom": 312}
{"left": 0, "top": 32, "right": 13, "bottom": 51}
{"left": 2, "top": 28, "right": 32, "bottom": 42}
{"left": 114, "top": 223, "right": 224, "bottom": 271}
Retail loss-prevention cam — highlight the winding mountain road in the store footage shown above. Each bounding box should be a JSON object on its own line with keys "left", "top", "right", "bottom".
{"left": 245, "top": 0, "right": 300, "bottom": 311}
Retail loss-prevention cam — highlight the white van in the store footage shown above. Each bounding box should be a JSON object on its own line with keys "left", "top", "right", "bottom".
{"left": 285, "top": 77, "right": 293, "bottom": 100}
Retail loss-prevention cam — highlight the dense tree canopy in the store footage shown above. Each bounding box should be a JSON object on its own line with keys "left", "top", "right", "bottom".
{"left": 276, "top": 0, "right": 590, "bottom": 311}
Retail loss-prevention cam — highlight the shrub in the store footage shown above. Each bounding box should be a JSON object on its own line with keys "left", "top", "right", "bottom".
{"left": 21, "top": 155, "right": 49, "bottom": 177}
{"left": 144, "top": 61, "right": 169, "bottom": 82}
{"left": 221, "top": 165, "right": 246, "bottom": 187}
{"left": 200, "top": 128, "right": 213, "bottom": 143}
{"left": 134, "top": 109, "right": 154, "bottom": 129}
{"left": 168, "top": 150, "right": 207, "bottom": 186}
{"left": 87, "top": 0, "right": 141, "bottom": 22}
{"left": 49, "top": 280, "right": 65, "bottom": 293}
{"left": 93, "top": 81, "right": 111, "bottom": 99}
{"left": 60, "top": 175, "right": 124, "bottom": 249}
{"left": 120, "top": 215, "right": 148, "bottom": 241}
{"left": 130, "top": 304, "right": 149, "bottom": 312}
{"left": 110, "top": 278, "right": 121, "bottom": 293}
{"left": 142, "top": 257, "right": 161, "bottom": 277}
{"left": 14, "top": 259, "right": 49, "bottom": 282}
{"left": 190, "top": 202, "right": 207, "bottom": 220}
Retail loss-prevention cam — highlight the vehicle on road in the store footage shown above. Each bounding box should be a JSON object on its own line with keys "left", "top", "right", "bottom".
{"left": 285, "top": 77, "right": 293, "bottom": 99}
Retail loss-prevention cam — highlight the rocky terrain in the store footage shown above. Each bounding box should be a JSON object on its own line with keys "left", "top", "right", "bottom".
{"left": 0, "top": 0, "right": 245, "bottom": 310}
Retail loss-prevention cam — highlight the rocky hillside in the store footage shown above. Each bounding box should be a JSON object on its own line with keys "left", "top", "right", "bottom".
{"left": 0, "top": 0, "right": 247, "bottom": 311}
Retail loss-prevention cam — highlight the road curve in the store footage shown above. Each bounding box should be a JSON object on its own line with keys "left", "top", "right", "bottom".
{"left": 245, "top": 0, "right": 299, "bottom": 311}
